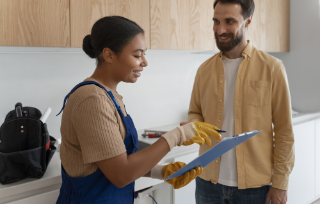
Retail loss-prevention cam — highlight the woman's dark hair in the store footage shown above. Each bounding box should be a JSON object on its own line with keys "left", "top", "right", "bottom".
{"left": 82, "top": 16, "right": 144, "bottom": 64}
{"left": 213, "top": 0, "right": 255, "bottom": 19}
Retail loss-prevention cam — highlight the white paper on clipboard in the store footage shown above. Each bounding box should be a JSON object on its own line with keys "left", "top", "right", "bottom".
{"left": 165, "top": 130, "right": 262, "bottom": 180}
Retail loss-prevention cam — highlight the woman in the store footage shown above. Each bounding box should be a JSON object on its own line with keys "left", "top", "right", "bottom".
{"left": 56, "top": 16, "right": 221, "bottom": 204}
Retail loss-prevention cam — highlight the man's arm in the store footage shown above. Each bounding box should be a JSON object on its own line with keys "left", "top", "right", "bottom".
{"left": 188, "top": 70, "right": 204, "bottom": 122}
{"left": 271, "top": 61, "right": 295, "bottom": 191}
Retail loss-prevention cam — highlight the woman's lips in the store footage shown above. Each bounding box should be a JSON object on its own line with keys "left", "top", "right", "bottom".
{"left": 133, "top": 70, "right": 142, "bottom": 77}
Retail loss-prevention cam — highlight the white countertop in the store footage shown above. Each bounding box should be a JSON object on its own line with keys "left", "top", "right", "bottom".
{"left": 0, "top": 153, "right": 62, "bottom": 201}
{"left": 0, "top": 123, "right": 199, "bottom": 202}
{"left": 1, "top": 112, "right": 320, "bottom": 201}
{"left": 292, "top": 112, "right": 320, "bottom": 125}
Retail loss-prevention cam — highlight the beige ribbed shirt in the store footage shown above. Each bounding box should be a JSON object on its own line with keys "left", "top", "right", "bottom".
{"left": 60, "top": 78, "right": 127, "bottom": 177}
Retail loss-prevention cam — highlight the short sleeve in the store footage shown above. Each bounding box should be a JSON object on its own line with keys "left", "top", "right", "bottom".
{"left": 72, "top": 93, "right": 127, "bottom": 164}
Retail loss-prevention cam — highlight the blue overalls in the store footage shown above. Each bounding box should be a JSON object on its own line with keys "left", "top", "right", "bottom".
{"left": 56, "top": 81, "right": 139, "bottom": 204}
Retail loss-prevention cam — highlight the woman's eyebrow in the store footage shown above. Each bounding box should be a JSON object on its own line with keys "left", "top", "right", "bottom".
{"left": 133, "top": 48, "right": 146, "bottom": 52}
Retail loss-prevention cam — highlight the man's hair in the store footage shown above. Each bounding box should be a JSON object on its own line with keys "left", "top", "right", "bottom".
{"left": 213, "top": 0, "right": 255, "bottom": 19}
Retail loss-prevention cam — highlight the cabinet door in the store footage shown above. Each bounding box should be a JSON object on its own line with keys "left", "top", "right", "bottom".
{"left": 316, "top": 118, "right": 320, "bottom": 197}
{"left": 150, "top": 0, "right": 215, "bottom": 50}
{"left": 0, "top": 0, "right": 70, "bottom": 47}
{"left": 173, "top": 152, "right": 199, "bottom": 204}
{"left": 6, "top": 190, "right": 59, "bottom": 204}
{"left": 70, "top": 0, "right": 150, "bottom": 48}
{"left": 287, "top": 121, "right": 315, "bottom": 204}
{"left": 247, "top": 0, "right": 290, "bottom": 52}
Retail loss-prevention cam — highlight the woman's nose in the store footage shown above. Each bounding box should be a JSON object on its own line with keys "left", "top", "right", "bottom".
{"left": 141, "top": 57, "right": 148, "bottom": 67}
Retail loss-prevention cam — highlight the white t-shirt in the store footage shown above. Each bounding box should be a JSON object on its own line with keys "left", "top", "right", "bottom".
{"left": 217, "top": 55, "right": 244, "bottom": 187}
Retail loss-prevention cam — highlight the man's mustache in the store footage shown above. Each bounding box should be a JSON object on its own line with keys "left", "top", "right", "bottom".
{"left": 215, "top": 33, "right": 234, "bottom": 38}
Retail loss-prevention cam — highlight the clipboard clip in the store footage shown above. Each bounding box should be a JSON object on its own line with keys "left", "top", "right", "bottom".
{"left": 233, "top": 131, "right": 257, "bottom": 138}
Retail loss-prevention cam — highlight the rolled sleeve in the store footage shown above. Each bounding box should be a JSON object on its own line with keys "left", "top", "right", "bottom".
{"left": 271, "top": 61, "right": 295, "bottom": 190}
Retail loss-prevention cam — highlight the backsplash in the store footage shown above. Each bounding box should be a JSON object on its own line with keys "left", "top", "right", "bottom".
{"left": 0, "top": 49, "right": 215, "bottom": 139}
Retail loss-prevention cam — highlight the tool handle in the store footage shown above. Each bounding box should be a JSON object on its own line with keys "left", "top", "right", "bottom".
{"left": 142, "top": 132, "right": 164, "bottom": 138}
{"left": 40, "top": 107, "right": 52, "bottom": 123}
{"left": 15, "top": 102, "right": 23, "bottom": 117}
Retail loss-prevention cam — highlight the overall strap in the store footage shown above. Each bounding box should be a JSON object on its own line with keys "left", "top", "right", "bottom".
{"left": 56, "top": 81, "right": 121, "bottom": 116}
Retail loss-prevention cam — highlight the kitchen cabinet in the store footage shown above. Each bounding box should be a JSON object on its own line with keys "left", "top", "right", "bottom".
{"left": 287, "top": 120, "right": 315, "bottom": 204}
{"left": 150, "top": 0, "right": 290, "bottom": 52}
{"left": 150, "top": 0, "right": 215, "bottom": 50}
{"left": 0, "top": 0, "right": 289, "bottom": 52}
{"left": 139, "top": 151, "right": 199, "bottom": 204}
{"left": 70, "top": 0, "right": 150, "bottom": 48}
{"left": 247, "top": 0, "right": 290, "bottom": 52}
{"left": 172, "top": 152, "right": 199, "bottom": 204}
{"left": 0, "top": 0, "right": 70, "bottom": 47}
{"left": 316, "top": 118, "right": 320, "bottom": 196}
{"left": 6, "top": 190, "right": 59, "bottom": 204}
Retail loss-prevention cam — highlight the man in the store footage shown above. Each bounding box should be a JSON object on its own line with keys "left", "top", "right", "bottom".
{"left": 186, "top": 0, "right": 294, "bottom": 203}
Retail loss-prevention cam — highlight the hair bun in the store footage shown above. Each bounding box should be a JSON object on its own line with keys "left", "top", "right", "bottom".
{"left": 82, "top": 35, "right": 96, "bottom": 58}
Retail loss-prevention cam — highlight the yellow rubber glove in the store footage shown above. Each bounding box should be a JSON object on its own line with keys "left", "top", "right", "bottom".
{"left": 162, "top": 122, "right": 222, "bottom": 150}
{"left": 162, "top": 161, "right": 203, "bottom": 189}
{"left": 179, "top": 122, "right": 222, "bottom": 147}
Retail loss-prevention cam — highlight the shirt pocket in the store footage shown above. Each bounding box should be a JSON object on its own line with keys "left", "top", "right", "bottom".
{"left": 246, "top": 81, "right": 270, "bottom": 108}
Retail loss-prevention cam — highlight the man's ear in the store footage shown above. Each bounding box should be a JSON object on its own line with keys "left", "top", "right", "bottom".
{"left": 245, "top": 15, "right": 253, "bottom": 30}
{"left": 102, "top": 47, "right": 115, "bottom": 63}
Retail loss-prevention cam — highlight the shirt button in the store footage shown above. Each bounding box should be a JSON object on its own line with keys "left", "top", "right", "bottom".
{"left": 219, "top": 100, "right": 222, "bottom": 102}
{"left": 220, "top": 81, "right": 222, "bottom": 83}
{"left": 217, "top": 140, "right": 220, "bottom": 142}
{"left": 218, "top": 120, "right": 221, "bottom": 122}
{"left": 216, "top": 160, "right": 218, "bottom": 163}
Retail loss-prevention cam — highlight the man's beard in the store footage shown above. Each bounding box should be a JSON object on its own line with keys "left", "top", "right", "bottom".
{"left": 215, "top": 26, "right": 244, "bottom": 52}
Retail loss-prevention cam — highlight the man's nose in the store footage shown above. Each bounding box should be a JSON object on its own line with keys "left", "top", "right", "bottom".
{"left": 215, "top": 25, "right": 227, "bottom": 35}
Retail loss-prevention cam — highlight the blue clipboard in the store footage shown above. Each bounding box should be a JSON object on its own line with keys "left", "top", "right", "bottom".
{"left": 165, "top": 130, "right": 261, "bottom": 180}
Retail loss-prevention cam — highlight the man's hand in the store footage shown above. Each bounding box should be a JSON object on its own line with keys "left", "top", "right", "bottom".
{"left": 266, "top": 187, "right": 287, "bottom": 204}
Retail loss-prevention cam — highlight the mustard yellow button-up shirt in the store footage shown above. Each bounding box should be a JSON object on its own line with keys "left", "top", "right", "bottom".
{"left": 188, "top": 41, "right": 295, "bottom": 190}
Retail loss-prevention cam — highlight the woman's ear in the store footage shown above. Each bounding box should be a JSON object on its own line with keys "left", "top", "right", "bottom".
{"left": 102, "top": 48, "right": 115, "bottom": 63}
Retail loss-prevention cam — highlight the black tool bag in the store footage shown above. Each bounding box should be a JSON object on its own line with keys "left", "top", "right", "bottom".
{"left": 0, "top": 103, "right": 56, "bottom": 184}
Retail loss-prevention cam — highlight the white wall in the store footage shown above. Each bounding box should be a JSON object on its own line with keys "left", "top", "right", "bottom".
{"left": 0, "top": 48, "right": 215, "bottom": 139}
{"left": 270, "top": 0, "right": 320, "bottom": 113}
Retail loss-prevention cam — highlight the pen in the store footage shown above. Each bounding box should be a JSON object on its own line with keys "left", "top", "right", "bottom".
{"left": 215, "top": 129, "right": 226, "bottom": 133}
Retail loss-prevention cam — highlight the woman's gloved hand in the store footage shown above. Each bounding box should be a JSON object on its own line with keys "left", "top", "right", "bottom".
{"left": 150, "top": 162, "right": 203, "bottom": 189}
{"left": 162, "top": 122, "right": 221, "bottom": 150}
{"left": 163, "top": 162, "right": 203, "bottom": 189}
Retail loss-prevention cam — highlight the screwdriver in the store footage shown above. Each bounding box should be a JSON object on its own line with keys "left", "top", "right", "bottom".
{"left": 142, "top": 132, "right": 165, "bottom": 138}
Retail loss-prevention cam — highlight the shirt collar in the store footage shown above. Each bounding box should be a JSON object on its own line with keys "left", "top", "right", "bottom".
{"left": 242, "top": 40, "right": 253, "bottom": 57}
{"left": 218, "top": 40, "right": 253, "bottom": 59}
